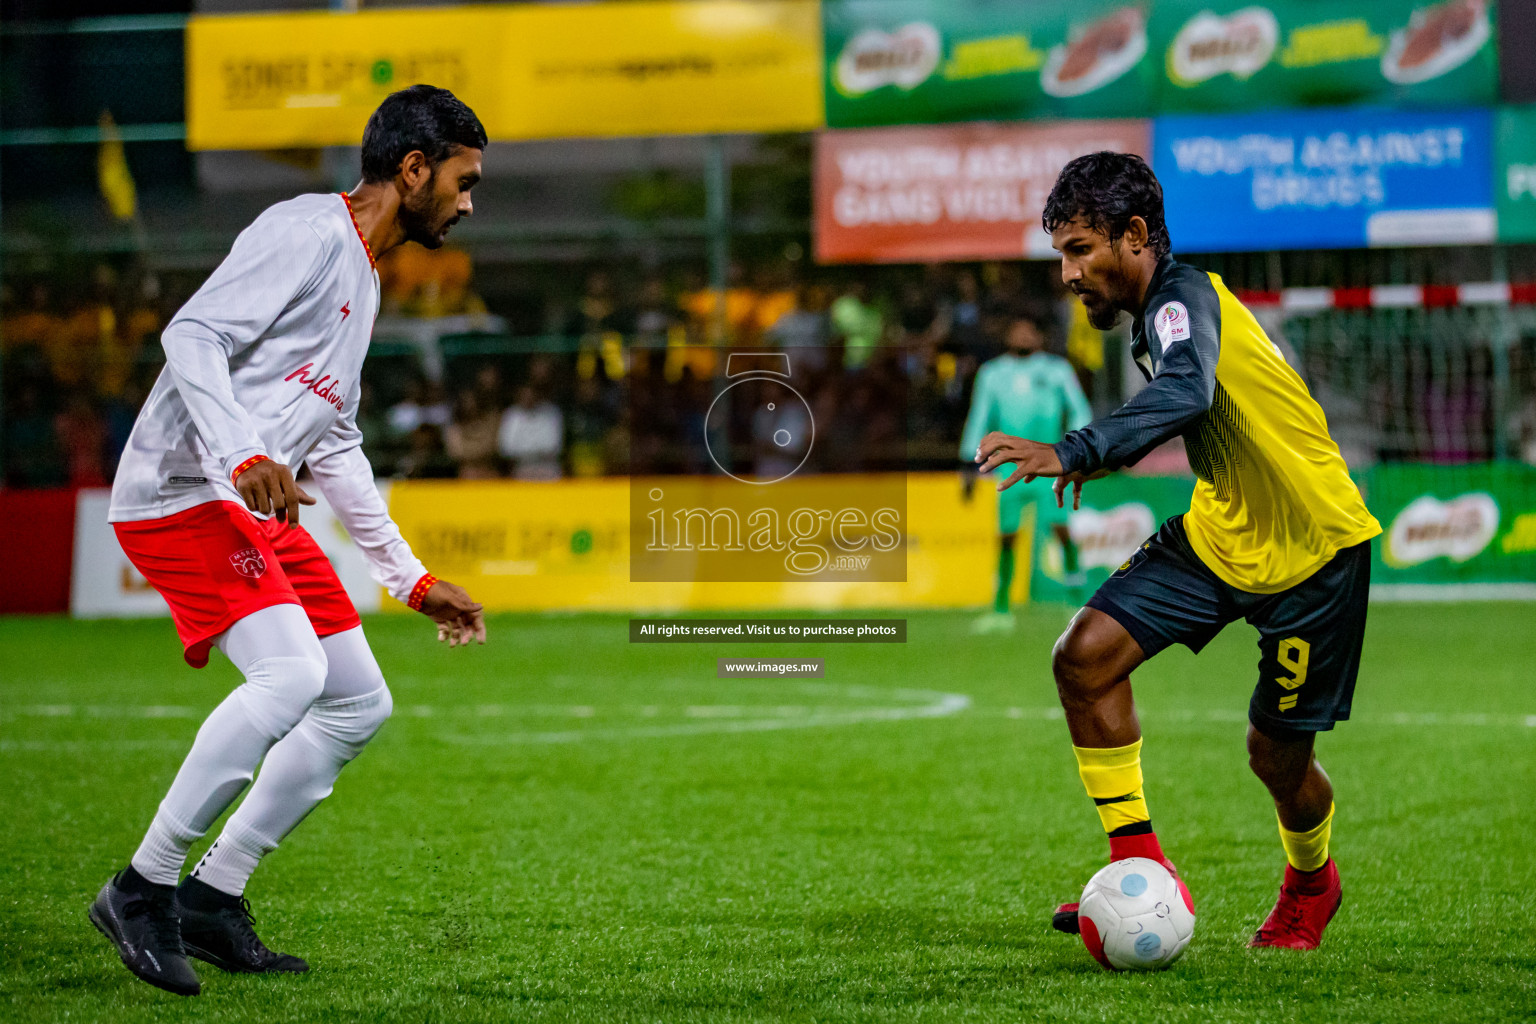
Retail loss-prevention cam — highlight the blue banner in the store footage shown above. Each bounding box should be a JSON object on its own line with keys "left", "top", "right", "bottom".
{"left": 1153, "top": 107, "right": 1494, "bottom": 252}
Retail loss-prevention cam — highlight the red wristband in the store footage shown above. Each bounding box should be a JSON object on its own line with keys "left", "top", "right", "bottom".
{"left": 231, "top": 454, "right": 271, "bottom": 484}
{"left": 407, "top": 573, "right": 439, "bottom": 611}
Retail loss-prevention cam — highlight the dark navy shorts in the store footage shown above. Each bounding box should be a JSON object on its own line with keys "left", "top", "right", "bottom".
{"left": 1086, "top": 515, "right": 1371, "bottom": 741}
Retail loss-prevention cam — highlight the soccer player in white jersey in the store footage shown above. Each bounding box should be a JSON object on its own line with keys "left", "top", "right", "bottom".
{"left": 89, "top": 86, "right": 488, "bottom": 996}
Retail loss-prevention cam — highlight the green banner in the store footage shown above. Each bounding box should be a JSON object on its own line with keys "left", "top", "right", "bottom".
{"left": 1156, "top": 0, "right": 1498, "bottom": 113}
{"left": 1496, "top": 106, "right": 1536, "bottom": 242}
{"left": 823, "top": 0, "right": 1498, "bottom": 128}
{"left": 1026, "top": 463, "right": 1536, "bottom": 602}
{"left": 1365, "top": 462, "right": 1536, "bottom": 589}
{"left": 823, "top": 0, "right": 1156, "bottom": 128}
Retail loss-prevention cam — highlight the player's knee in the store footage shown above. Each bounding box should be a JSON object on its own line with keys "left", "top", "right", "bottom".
{"left": 363, "top": 684, "right": 393, "bottom": 735}
{"left": 310, "top": 683, "right": 393, "bottom": 756}
{"left": 236, "top": 653, "right": 328, "bottom": 741}
{"left": 344, "top": 684, "right": 392, "bottom": 743}
{"left": 1051, "top": 630, "right": 1099, "bottom": 707}
{"left": 1246, "top": 725, "right": 1310, "bottom": 795}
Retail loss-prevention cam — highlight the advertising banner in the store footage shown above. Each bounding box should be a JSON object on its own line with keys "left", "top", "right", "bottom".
{"left": 187, "top": 1, "right": 822, "bottom": 150}
{"left": 1155, "top": 0, "right": 1498, "bottom": 113}
{"left": 822, "top": 1, "right": 1496, "bottom": 129}
{"left": 823, "top": 0, "right": 1156, "bottom": 128}
{"left": 1154, "top": 106, "right": 1495, "bottom": 252}
{"left": 1495, "top": 105, "right": 1536, "bottom": 242}
{"left": 384, "top": 474, "right": 998, "bottom": 613}
{"left": 1366, "top": 463, "right": 1536, "bottom": 594}
{"left": 815, "top": 119, "right": 1151, "bottom": 263}
{"left": 508, "top": 0, "right": 824, "bottom": 141}
{"left": 187, "top": 7, "right": 501, "bottom": 150}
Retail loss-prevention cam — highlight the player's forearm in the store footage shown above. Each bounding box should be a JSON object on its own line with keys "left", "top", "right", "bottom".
{"left": 1055, "top": 374, "right": 1211, "bottom": 476}
{"left": 161, "top": 321, "right": 269, "bottom": 474}
{"left": 308, "top": 446, "right": 430, "bottom": 604}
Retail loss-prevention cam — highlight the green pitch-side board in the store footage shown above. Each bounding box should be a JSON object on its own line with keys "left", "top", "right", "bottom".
{"left": 1496, "top": 106, "right": 1536, "bottom": 242}
{"left": 1026, "top": 462, "right": 1535, "bottom": 603}
{"left": 1365, "top": 462, "right": 1536, "bottom": 588}
{"left": 823, "top": 0, "right": 1499, "bottom": 128}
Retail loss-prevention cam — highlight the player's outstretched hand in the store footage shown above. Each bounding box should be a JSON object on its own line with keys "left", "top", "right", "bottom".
{"left": 419, "top": 580, "right": 486, "bottom": 648}
{"left": 1054, "top": 474, "right": 1086, "bottom": 511}
{"left": 237, "top": 460, "right": 316, "bottom": 528}
{"left": 1052, "top": 469, "right": 1111, "bottom": 510}
{"left": 974, "top": 432, "right": 1063, "bottom": 492}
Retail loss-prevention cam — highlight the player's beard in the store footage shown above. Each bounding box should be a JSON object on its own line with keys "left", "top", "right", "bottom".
{"left": 1078, "top": 243, "right": 1130, "bottom": 329}
{"left": 1078, "top": 289, "right": 1121, "bottom": 330}
{"left": 399, "top": 171, "right": 452, "bottom": 250}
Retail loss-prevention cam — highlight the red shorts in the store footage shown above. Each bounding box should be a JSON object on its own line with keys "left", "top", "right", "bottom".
{"left": 114, "top": 500, "right": 361, "bottom": 668}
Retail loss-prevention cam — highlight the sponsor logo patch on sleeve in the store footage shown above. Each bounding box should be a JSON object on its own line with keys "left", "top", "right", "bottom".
{"left": 1154, "top": 301, "right": 1191, "bottom": 347}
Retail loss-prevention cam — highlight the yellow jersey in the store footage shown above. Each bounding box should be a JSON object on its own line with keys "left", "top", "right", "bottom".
{"left": 1054, "top": 255, "right": 1380, "bottom": 594}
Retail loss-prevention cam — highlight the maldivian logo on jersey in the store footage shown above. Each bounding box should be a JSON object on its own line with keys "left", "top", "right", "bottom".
{"left": 229, "top": 547, "right": 268, "bottom": 579}
{"left": 1155, "top": 301, "right": 1191, "bottom": 346}
{"left": 285, "top": 362, "right": 346, "bottom": 410}
{"left": 1384, "top": 492, "right": 1499, "bottom": 568}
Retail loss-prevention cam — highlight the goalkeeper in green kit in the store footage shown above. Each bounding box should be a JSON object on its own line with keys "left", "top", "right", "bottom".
{"left": 961, "top": 310, "right": 1093, "bottom": 633}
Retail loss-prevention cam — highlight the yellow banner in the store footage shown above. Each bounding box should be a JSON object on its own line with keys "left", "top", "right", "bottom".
{"left": 508, "top": 0, "right": 824, "bottom": 140}
{"left": 383, "top": 473, "right": 1018, "bottom": 613}
{"left": 187, "top": 2, "right": 823, "bottom": 151}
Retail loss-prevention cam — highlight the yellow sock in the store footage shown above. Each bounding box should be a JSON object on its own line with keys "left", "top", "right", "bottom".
{"left": 1073, "top": 740, "right": 1151, "bottom": 835}
{"left": 1278, "top": 803, "right": 1334, "bottom": 872}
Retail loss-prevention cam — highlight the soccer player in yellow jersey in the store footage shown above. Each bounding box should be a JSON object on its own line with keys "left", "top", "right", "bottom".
{"left": 975, "top": 153, "right": 1381, "bottom": 952}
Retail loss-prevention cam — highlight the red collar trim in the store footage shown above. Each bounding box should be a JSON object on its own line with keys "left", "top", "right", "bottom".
{"left": 339, "top": 192, "right": 376, "bottom": 269}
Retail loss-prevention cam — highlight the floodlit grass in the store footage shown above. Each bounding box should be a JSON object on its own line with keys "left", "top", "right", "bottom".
{"left": 1, "top": 604, "right": 1532, "bottom": 1022}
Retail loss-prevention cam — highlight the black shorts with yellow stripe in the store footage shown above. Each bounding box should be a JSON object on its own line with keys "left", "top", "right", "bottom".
{"left": 1086, "top": 515, "right": 1370, "bottom": 741}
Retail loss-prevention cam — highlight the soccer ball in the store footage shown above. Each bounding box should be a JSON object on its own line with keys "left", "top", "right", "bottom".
{"left": 1078, "top": 857, "right": 1195, "bottom": 970}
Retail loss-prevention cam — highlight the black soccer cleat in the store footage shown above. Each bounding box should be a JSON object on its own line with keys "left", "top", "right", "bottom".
{"left": 88, "top": 869, "right": 202, "bottom": 996}
{"left": 177, "top": 877, "right": 309, "bottom": 974}
{"left": 1051, "top": 901, "right": 1081, "bottom": 935}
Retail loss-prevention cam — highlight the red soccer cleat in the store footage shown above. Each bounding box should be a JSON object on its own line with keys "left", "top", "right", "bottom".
{"left": 1249, "top": 859, "right": 1343, "bottom": 950}
{"left": 1051, "top": 902, "right": 1082, "bottom": 934}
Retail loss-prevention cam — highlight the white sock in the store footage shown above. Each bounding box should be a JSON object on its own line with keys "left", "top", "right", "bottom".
{"left": 128, "top": 604, "right": 326, "bottom": 886}
{"left": 192, "top": 628, "right": 391, "bottom": 896}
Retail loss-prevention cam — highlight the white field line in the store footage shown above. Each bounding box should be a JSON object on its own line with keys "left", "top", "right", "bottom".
{"left": 0, "top": 684, "right": 974, "bottom": 750}
{"left": 439, "top": 687, "right": 972, "bottom": 745}
{"left": 6, "top": 697, "right": 1533, "bottom": 753}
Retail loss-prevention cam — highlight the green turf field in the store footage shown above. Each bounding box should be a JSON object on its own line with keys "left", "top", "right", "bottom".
{"left": 1, "top": 604, "right": 1532, "bottom": 1022}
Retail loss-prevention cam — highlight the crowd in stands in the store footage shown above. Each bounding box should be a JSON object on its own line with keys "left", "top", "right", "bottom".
{"left": 1, "top": 265, "right": 169, "bottom": 488}
{"left": 5, "top": 244, "right": 1534, "bottom": 488}
{"left": 1, "top": 248, "right": 1106, "bottom": 488}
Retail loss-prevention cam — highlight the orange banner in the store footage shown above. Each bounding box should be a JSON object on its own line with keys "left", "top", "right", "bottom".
{"left": 814, "top": 119, "right": 1150, "bottom": 263}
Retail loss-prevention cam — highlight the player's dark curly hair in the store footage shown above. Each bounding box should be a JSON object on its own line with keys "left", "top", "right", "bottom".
{"left": 360, "top": 85, "right": 487, "bottom": 184}
{"left": 1042, "top": 151, "right": 1171, "bottom": 257}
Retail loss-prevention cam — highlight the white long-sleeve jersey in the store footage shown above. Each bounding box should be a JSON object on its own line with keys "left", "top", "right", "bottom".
{"left": 109, "top": 192, "right": 430, "bottom": 605}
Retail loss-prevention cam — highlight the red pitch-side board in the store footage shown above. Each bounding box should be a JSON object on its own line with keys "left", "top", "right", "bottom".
{"left": 815, "top": 119, "right": 1151, "bottom": 264}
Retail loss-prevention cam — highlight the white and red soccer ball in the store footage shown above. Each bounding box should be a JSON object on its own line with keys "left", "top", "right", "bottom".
{"left": 1078, "top": 858, "right": 1195, "bottom": 970}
